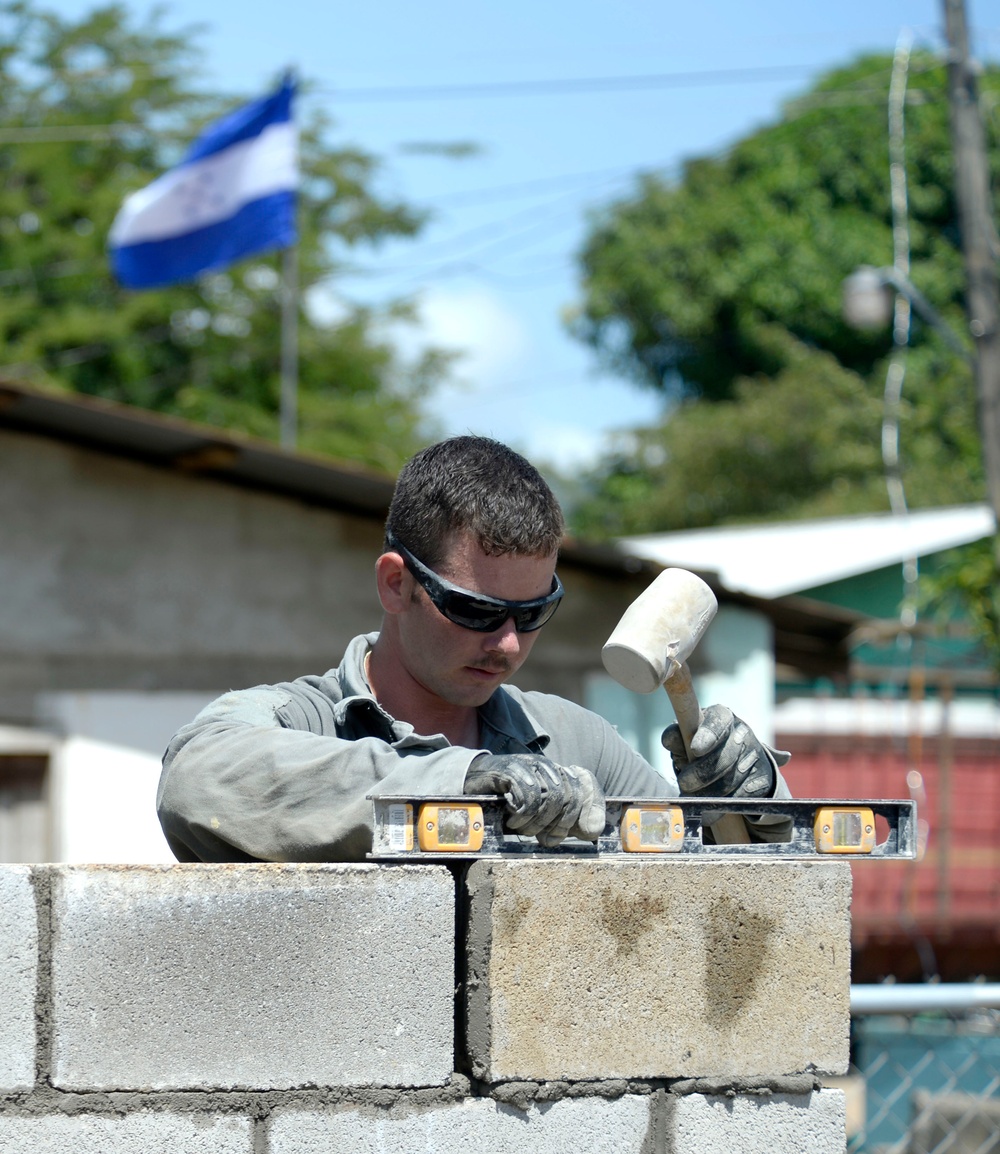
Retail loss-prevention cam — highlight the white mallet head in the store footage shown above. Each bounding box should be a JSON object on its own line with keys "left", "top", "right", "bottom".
{"left": 601, "top": 568, "right": 718, "bottom": 694}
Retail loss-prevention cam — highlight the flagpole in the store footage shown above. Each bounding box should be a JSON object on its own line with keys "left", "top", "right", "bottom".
{"left": 279, "top": 240, "right": 298, "bottom": 449}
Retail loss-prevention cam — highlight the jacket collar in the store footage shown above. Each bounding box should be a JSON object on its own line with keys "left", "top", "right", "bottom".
{"left": 332, "top": 632, "right": 550, "bottom": 751}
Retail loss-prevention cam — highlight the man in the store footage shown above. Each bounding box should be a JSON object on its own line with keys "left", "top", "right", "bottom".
{"left": 157, "top": 436, "right": 791, "bottom": 862}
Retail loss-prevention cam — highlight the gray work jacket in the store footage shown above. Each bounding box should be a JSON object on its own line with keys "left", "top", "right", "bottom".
{"left": 157, "top": 633, "right": 787, "bottom": 863}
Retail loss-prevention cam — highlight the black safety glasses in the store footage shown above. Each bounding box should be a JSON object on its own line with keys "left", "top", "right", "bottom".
{"left": 386, "top": 533, "right": 563, "bottom": 633}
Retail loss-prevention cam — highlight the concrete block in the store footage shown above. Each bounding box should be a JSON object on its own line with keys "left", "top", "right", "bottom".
{"left": 0, "top": 1113, "right": 252, "bottom": 1153}
{"left": 49, "top": 863, "right": 454, "bottom": 1091}
{"left": 268, "top": 1095, "right": 655, "bottom": 1153}
{"left": 669, "top": 1089, "right": 847, "bottom": 1154}
{"left": 0, "top": 866, "right": 37, "bottom": 1092}
{"left": 466, "top": 858, "right": 850, "bottom": 1081}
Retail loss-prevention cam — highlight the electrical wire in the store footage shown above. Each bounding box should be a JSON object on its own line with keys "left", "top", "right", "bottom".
{"left": 417, "top": 163, "right": 654, "bottom": 207}
{"left": 5, "top": 42, "right": 987, "bottom": 321}
{"left": 320, "top": 64, "right": 816, "bottom": 102}
{"left": 1, "top": 47, "right": 972, "bottom": 152}
{"left": 322, "top": 165, "right": 647, "bottom": 286}
{"left": 339, "top": 209, "right": 585, "bottom": 288}
{"left": 0, "top": 123, "right": 135, "bottom": 143}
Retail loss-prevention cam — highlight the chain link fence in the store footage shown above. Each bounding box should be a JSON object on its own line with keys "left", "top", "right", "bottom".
{"left": 844, "top": 1006, "right": 1000, "bottom": 1153}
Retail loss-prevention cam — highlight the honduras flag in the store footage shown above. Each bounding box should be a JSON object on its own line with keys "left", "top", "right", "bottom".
{"left": 109, "top": 78, "right": 297, "bottom": 289}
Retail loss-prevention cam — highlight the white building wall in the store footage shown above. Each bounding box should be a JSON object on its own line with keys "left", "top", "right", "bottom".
{"left": 696, "top": 604, "right": 775, "bottom": 742}
{"left": 53, "top": 738, "right": 173, "bottom": 864}
{"left": 775, "top": 694, "right": 1000, "bottom": 738}
{"left": 1, "top": 692, "right": 219, "bottom": 863}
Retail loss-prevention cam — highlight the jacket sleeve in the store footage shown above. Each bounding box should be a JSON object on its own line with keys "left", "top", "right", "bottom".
{"left": 156, "top": 683, "right": 483, "bottom": 864}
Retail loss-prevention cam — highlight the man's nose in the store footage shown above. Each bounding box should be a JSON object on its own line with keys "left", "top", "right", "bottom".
{"left": 482, "top": 616, "right": 521, "bottom": 654}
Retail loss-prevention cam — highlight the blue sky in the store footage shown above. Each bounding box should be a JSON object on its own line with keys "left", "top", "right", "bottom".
{"left": 49, "top": 0, "right": 998, "bottom": 468}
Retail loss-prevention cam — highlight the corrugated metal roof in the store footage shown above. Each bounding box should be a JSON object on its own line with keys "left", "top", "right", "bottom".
{"left": 0, "top": 379, "right": 397, "bottom": 516}
{"left": 618, "top": 505, "right": 996, "bottom": 599}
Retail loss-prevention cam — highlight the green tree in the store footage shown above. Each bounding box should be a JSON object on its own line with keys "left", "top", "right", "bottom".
{"left": 920, "top": 534, "right": 1000, "bottom": 675}
{"left": 0, "top": 0, "right": 448, "bottom": 471}
{"left": 569, "top": 53, "right": 997, "bottom": 535}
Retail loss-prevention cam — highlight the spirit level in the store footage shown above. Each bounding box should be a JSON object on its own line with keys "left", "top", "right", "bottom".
{"left": 369, "top": 796, "right": 917, "bottom": 861}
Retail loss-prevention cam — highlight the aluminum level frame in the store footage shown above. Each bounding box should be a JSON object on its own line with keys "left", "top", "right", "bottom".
{"left": 369, "top": 795, "right": 918, "bottom": 861}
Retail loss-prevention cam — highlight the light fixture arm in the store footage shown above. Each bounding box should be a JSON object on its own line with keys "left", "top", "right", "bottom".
{"left": 878, "top": 267, "right": 973, "bottom": 363}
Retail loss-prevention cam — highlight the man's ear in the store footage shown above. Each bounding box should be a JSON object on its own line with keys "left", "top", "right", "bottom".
{"left": 375, "top": 551, "right": 409, "bottom": 615}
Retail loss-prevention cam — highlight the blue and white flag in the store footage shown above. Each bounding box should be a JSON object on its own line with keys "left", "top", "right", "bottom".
{"left": 110, "top": 78, "right": 297, "bottom": 290}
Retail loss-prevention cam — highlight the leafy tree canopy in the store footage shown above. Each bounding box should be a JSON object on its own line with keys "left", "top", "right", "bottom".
{"left": 0, "top": 0, "right": 449, "bottom": 471}
{"left": 569, "top": 53, "right": 998, "bottom": 535}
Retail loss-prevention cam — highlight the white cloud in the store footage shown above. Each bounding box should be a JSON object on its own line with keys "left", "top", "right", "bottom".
{"left": 303, "top": 283, "right": 352, "bottom": 327}
{"left": 308, "top": 278, "right": 662, "bottom": 475}
{"left": 517, "top": 422, "right": 606, "bottom": 472}
{"left": 397, "top": 284, "right": 529, "bottom": 386}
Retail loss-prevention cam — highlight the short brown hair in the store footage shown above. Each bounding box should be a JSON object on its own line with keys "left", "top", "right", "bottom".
{"left": 384, "top": 436, "right": 564, "bottom": 567}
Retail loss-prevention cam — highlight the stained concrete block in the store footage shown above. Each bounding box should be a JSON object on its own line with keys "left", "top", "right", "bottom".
{"left": 49, "top": 863, "right": 454, "bottom": 1091}
{"left": 0, "top": 1113, "right": 252, "bottom": 1153}
{"left": 669, "top": 1089, "right": 847, "bottom": 1153}
{"left": 268, "top": 1095, "right": 655, "bottom": 1153}
{"left": 466, "top": 858, "right": 850, "bottom": 1082}
{"left": 0, "top": 867, "right": 37, "bottom": 1092}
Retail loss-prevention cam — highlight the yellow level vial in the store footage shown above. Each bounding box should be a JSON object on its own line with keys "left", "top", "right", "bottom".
{"left": 417, "top": 803, "right": 485, "bottom": 853}
{"left": 620, "top": 805, "right": 685, "bottom": 852}
{"left": 814, "top": 807, "right": 876, "bottom": 854}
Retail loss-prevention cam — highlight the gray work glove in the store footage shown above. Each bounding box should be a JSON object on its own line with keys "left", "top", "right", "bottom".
{"left": 661, "top": 704, "right": 790, "bottom": 799}
{"left": 464, "top": 753, "right": 606, "bottom": 847}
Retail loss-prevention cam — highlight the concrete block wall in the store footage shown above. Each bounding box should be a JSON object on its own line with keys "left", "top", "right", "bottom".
{"left": 0, "top": 860, "right": 849, "bottom": 1152}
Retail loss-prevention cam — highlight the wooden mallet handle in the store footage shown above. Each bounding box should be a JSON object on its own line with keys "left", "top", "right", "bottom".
{"left": 664, "top": 663, "right": 750, "bottom": 845}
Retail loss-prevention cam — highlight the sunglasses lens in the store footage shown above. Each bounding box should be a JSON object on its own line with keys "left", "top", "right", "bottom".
{"left": 440, "top": 594, "right": 510, "bottom": 633}
{"left": 440, "top": 592, "right": 561, "bottom": 633}
{"left": 512, "top": 604, "right": 558, "bottom": 632}
{"left": 514, "top": 599, "right": 560, "bottom": 632}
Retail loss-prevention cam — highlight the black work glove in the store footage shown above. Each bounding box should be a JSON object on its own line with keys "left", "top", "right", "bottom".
{"left": 464, "top": 753, "right": 606, "bottom": 847}
{"left": 660, "top": 704, "right": 790, "bottom": 799}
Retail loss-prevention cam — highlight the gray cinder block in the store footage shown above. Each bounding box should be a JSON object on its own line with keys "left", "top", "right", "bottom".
{"left": 49, "top": 863, "right": 454, "bottom": 1091}
{"left": 670, "top": 1089, "right": 847, "bottom": 1153}
{"left": 0, "top": 1113, "right": 252, "bottom": 1153}
{"left": 268, "top": 1096, "right": 655, "bottom": 1153}
{"left": 0, "top": 866, "right": 37, "bottom": 1092}
{"left": 465, "top": 859, "right": 850, "bottom": 1082}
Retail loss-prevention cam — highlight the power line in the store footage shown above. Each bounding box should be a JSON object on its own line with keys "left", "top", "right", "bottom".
{"left": 3, "top": 60, "right": 977, "bottom": 149}
{"left": 419, "top": 164, "right": 656, "bottom": 207}
{"left": 0, "top": 62, "right": 910, "bottom": 148}
{"left": 321, "top": 64, "right": 815, "bottom": 103}
{"left": 0, "top": 123, "right": 136, "bottom": 143}
{"left": 339, "top": 208, "right": 583, "bottom": 287}
{"left": 413, "top": 170, "right": 629, "bottom": 254}
{"left": 328, "top": 174, "right": 634, "bottom": 288}
{"left": 0, "top": 85, "right": 954, "bottom": 147}
{"left": 323, "top": 159, "right": 642, "bottom": 284}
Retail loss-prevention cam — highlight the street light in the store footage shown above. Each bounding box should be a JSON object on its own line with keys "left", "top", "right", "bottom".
{"left": 842, "top": 265, "right": 972, "bottom": 362}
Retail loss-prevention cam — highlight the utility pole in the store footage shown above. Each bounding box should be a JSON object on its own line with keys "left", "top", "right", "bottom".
{"left": 943, "top": 0, "right": 1000, "bottom": 530}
